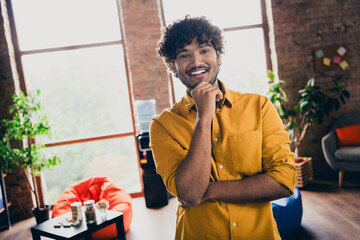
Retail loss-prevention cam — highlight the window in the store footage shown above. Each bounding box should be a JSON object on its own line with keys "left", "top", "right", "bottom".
{"left": 161, "top": 0, "right": 271, "bottom": 102}
{"left": 7, "top": 0, "right": 142, "bottom": 203}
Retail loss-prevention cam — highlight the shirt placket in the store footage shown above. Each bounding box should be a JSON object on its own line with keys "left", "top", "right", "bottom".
{"left": 213, "top": 109, "right": 240, "bottom": 238}
{"left": 212, "top": 109, "right": 226, "bottom": 181}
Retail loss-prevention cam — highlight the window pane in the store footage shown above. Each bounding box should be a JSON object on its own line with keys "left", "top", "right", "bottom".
{"left": 42, "top": 136, "right": 141, "bottom": 204}
{"left": 11, "top": 0, "right": 121, "bottom": 50}
{"left": 22, "top": 45, "right": 133, "bottom": 142}
{"left": 173, "top": 78, "right": 187, "bottom": 103}
{"left": 162, "top": 0, "right": 262, "bottom": 29}
{"left": 219, "top": 29, "right": 268, "bottom": 94}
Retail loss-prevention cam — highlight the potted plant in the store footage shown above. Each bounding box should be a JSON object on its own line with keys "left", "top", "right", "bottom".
{"left": 0, "top": 89, "right": 61, "bottom": 224}
{"left": 267, "top": 70, "right": 350, "bottom": 159}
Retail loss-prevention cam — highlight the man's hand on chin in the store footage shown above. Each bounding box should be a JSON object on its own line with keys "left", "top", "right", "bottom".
{"left": 190, "top": 81, "right": 223, "bottom": 121}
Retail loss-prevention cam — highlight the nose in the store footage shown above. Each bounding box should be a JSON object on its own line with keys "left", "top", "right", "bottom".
{"left": 191, "top": 52, "right": 203, "bottom": 66}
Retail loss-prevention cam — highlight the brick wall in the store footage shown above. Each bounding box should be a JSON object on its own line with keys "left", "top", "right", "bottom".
{"left": 1, "top": 168, "right": 34, "bottom": 222}
{"left": 0, "top": 4, "right": 14, "bottom": 120}
{"left": 121, "top": 0, "right": 171, "bottom": 113}
{"left": 270, "top": 0, "right": 360, "bottom": 176}
{"left": 0, "top": 3, "right": 33, "bottom": 222}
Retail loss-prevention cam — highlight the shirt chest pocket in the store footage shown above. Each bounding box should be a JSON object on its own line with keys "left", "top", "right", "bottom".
{"left": 227, "top": 130, "right": 262, "bottom": 174}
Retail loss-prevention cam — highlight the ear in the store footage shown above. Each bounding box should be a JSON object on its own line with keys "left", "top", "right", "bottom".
{"left": 168, "top": 61, "right": 177, "bottom": 74}
{"left": 216, "top": 51, "right": 222, "bottom": 65}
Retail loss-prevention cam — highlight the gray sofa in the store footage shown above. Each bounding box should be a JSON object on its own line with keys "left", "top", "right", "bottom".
{"left": 321, "top": 112, "right": 360, "bottom": 187}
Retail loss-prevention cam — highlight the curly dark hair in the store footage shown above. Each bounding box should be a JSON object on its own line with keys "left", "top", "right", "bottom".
{"left": 157, "top": 16, "right": 224, "bottom": 66}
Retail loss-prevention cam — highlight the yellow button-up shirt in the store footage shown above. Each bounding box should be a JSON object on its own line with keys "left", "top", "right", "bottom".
{"left": 150, "top": 80, "right": 297, "bottom": 240}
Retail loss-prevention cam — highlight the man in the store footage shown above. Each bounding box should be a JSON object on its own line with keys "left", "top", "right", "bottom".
{"left": 150, "top": 16, "right": 297, "bottom": 239}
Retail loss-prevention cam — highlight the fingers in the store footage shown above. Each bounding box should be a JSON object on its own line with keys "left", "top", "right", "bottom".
{"left": 191, "top": 82, "right": 222, "bottom": 100}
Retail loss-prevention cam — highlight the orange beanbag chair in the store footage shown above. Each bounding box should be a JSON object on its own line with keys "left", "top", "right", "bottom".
{"left": 52, "top": 177, "right": 133, "bottom": 239}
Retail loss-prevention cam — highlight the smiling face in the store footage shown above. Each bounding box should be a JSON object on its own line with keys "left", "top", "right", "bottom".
{"left": 169, "top": 38, "right": 221, "bottom": 91}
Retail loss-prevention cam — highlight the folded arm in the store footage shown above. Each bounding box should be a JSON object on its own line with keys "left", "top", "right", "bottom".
{"left": 201, "top": 174, "right": 292, "bottom": 204}
{"left": 175, "top": 117, "right": 212, "bottom": 205}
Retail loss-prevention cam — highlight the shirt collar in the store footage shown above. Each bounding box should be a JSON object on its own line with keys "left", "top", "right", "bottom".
{"left": 182, "top": 79, "right": 233, "bottom": 113}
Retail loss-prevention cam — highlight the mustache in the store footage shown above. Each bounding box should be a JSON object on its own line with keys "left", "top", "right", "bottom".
{"left": 186, "top": 66, "right": 210, "bottom": 75}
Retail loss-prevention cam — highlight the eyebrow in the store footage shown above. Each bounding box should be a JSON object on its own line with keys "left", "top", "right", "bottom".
{"left": 201, "top": 43, "right": 213, "bottom": 48}
{"left": 175, "top": 43, "right": 213, "bottom": 56}
{"left": 176, "top": 49, "right": 188, "bottom": 55}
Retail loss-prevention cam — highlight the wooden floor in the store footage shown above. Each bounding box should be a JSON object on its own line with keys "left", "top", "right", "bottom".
{"left": 287, "top": 174, "right": 360, "bottom": 240}
{"left": 1, "top": 173, "right": 359, "bottom": 240}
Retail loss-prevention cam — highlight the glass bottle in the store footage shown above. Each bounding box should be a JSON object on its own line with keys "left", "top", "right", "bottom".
{"left": 83, "top": 200, "right": 97, "bottom": 224}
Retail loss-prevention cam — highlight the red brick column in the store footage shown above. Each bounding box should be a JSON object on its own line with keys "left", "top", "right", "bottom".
{"left": 121, "top": 0, "right": 171, "bottom": 113}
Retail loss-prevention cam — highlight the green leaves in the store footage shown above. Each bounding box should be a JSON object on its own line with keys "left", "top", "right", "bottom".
{"left": 5, "top": 90, "right": 50, "bottom": 139}
{"left": 267, "top": 71, "right": 288, "bottom": 119}
{"left": 342, "top": 90, "right": 350, "bottom": 98}
{"left": 267, "top": 70, "right": 275, "bottom": 82}
{"left": 266, "top": 71, "right": 350, "bottom": 154}
{"left": 307, "top": 77, "right": 315, "bottom": 87}
{"left": 0, "top": 90, "right": 61, "bottom": 174}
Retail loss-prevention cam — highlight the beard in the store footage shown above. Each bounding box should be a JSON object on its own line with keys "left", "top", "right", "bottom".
{"left": 179, "top": 63, "right": 221, "bottom": 91}
{"left": 209, "top": 67, "right": 219, "bottom": 85}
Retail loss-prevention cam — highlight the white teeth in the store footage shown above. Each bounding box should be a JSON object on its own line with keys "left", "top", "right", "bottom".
{"left": 190, "top": 70, "right": 206, "bottom": 75}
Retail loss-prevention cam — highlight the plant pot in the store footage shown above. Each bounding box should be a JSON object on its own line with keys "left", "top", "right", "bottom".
{"left": 295, "top": 157, "right": 313, "bottom": 188}
{"left": 32, "top": 205, "right": 50, "bottom": 225}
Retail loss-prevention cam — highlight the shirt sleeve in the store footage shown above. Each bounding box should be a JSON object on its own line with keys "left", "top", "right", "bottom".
{"left": 149, "top": 116, "right": 187, "bottom": 198}
{"left": 261, "top": 96, "right": 298, "bottom": 193}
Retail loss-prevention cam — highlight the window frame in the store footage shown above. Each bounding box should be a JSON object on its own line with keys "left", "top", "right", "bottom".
{"left": 5, "top": 0, "right": 144, "bottom": 199}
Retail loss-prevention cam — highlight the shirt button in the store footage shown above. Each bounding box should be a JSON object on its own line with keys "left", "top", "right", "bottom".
{"left": 214, "top": 137, "right": 219, "bottom": 142}
{"left": 219, "top": 164, "right": 223, "bottom": 169}
{"left": 233, "top": 223, "right": 237, "bottom": 227}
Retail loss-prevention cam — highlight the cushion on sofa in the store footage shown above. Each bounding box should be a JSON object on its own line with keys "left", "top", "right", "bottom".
{"left": 334, "top": 146, "right": 360, "bottom": 162}
{"left": 335, "top": 124, "right": 360, "bottom": 147}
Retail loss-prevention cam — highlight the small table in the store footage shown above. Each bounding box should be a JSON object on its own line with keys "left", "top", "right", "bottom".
{"left": 31, "top": 210, "right": 126, "bottom": 240}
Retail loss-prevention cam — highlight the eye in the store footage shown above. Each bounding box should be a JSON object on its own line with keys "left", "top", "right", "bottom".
{"left": 179, "top": 54, "right": 190, "bottom": 59}
{"left": 200, "top": 49, "right": 210, "bottom": 54}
